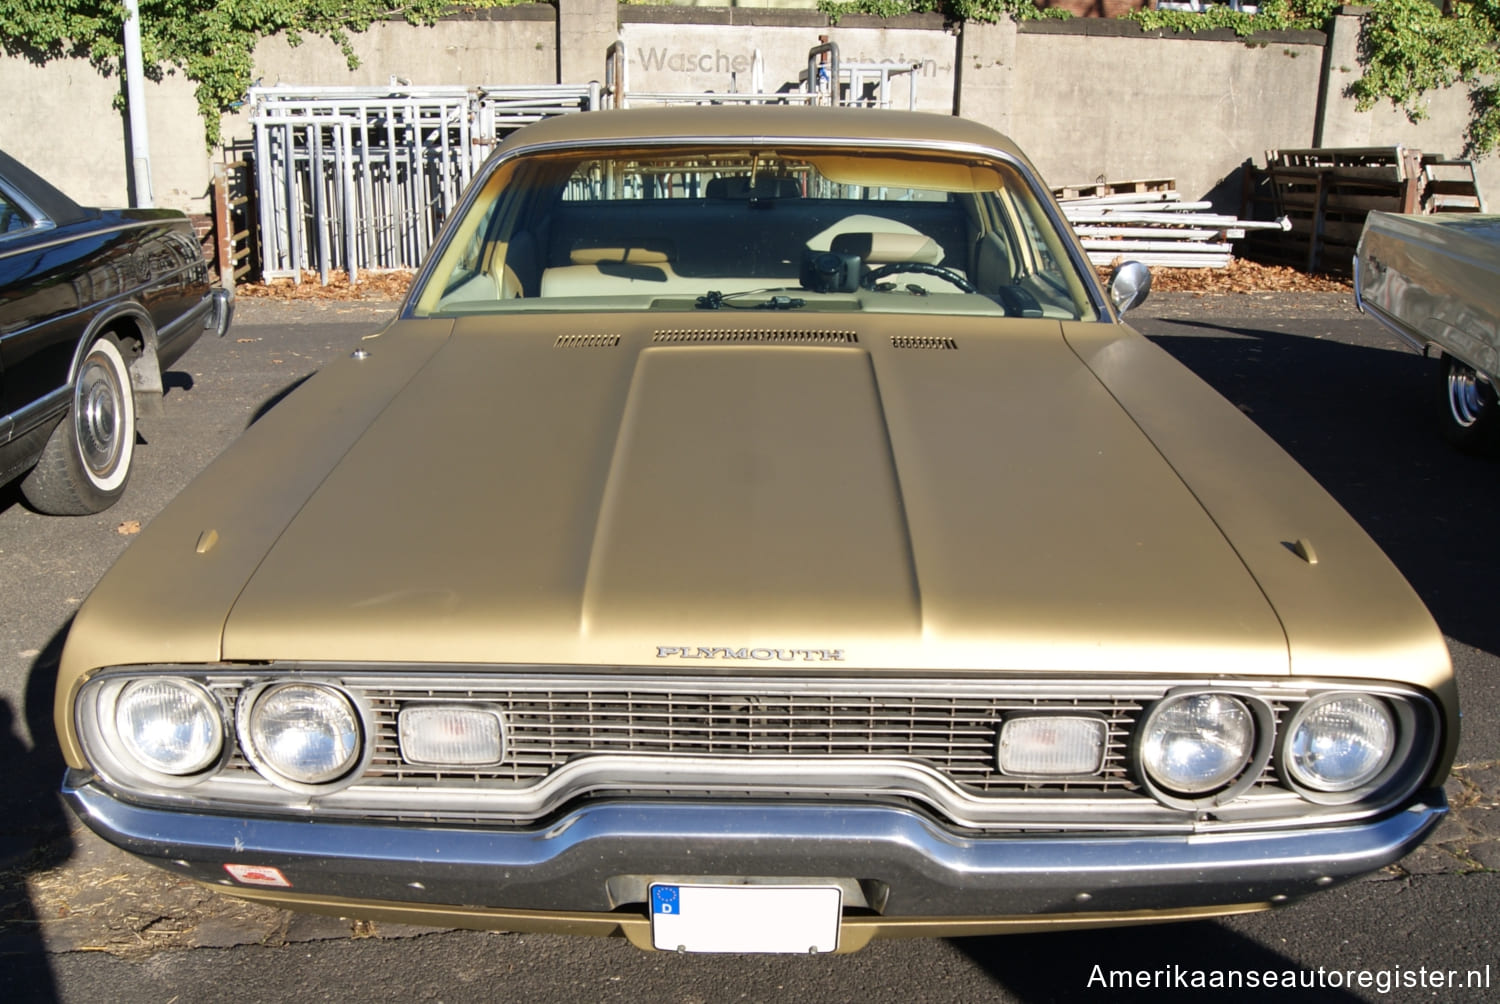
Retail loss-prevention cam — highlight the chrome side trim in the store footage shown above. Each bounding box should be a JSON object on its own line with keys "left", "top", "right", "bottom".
{"left": 64, "top": 777, "right": 1447, "bottom": 918}
{"left": 158, "top": 295, "right": 211, "bottom": 340}
{"left": 1359, "top": 297, "right": 1439, "bottom": 356}
{"left": 0, "top": 176, "right": 56, "bottom": 238}
{"left": 1354, "top": 253, "right": 1431, "bottom": 355}
{"left": 0, "top": 218, "right": 177, "bottom": 260}
{"left": 0, "top": 386, "right": 69, "bottom": 446}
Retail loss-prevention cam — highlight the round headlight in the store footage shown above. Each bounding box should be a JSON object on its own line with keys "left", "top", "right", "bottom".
{"left": 114, "top": 678, "right": 223, "bottom": 776}
{"left": 244, "top": 683, "right": 362, "bottom": 785}
{"left": 1285, "top": 694, "right": 1394, "bottom": 792}
{"left": 1140, "top": 693, "right": 1255, "bottom": 795}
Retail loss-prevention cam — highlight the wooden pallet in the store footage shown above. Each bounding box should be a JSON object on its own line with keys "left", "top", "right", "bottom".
{"left": 1056, "top": 180, "right": 1287, "bottom": 269}
{"left": 1051, "top": 178, "right": 1176, "bottom": 201}
{"left": 1240, "top": 146, "right": 1485, "bottom": 273}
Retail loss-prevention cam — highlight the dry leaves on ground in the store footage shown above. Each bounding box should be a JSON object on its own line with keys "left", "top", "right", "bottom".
{"left": 235, "top": 270, "right": 416, "bottom": 301}
{"left": 1122, "top": 259, "right": 1350, "bottom": 294}
{"left": 235, "top": 259, "right": 1350, "bottom": 303}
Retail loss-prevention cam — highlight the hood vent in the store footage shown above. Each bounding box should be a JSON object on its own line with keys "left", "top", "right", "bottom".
{"left": 555, "top": 334, "right": 620, "bottom": 349}
{"left": 892, "top": 336, "right": 958, "bottom": 351}
{"left": 653, "top": 328, "right": 859, "bottom": 346}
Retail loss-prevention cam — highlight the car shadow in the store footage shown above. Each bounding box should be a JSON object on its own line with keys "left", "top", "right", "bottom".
{"left": 955, "top": 922, "right": 1364, "bottom": 1002}
{"left": 163, "top": 371, "right": 196, "bottom": 394}
{"left": 1143, "top": 317, "right": 1500, "bottom": 663}
{"left": 0, "top": 481, "right": 23, "bottom": 517}
{"left": 248, "top": 373, "right": 317, "bottom": 428}
{"left": 0, "top": 624, "right": 72, "bottom": 1000}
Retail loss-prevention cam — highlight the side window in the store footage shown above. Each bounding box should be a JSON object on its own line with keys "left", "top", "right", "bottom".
{"left": 0, "top": 191, "right": 32, "bottom": 236}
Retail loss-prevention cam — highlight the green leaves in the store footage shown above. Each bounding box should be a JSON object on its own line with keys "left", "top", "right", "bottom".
{"left": 817, "top": 0, "right": 1068, "bottom": 24}
{"left": 827, "top": 0, "right": 1500, "bottom": 159}
{"left": 1131, "top": 0, "right": 1499, "bottom": 158}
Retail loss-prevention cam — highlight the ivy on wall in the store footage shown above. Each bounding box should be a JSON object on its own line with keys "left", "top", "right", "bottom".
{"left": 818, "top": 0, "right": 1070, "bottom": 22}
{"left": 1128, "top": 0, "right": 1499, "bottom": 158}
{"left": 821, "top": 0, "right": 1500, "bottom": 157}
{"left": 0, "top": 1, "right": 523, "bottom": 147}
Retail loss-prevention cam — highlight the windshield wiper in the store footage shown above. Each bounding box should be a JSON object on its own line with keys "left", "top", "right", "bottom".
{"left": 695, "top": 289, "right": 806, "bottom": 311}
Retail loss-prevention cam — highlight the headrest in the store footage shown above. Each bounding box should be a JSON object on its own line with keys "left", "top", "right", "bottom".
{"left": 570, "top": 245, "right": 672, "bottom": 265}
{"left": 830, "top": 232, "right": 944, "bottom": 265}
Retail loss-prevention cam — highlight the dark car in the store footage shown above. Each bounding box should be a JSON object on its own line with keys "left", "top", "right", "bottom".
{"left": 0, "top": 150, "right": 231, "bottom": 514}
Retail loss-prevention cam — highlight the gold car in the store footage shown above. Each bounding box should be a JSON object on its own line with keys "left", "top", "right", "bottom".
{"left": 56, "top": 107, "right": 1455, "bottom": 955}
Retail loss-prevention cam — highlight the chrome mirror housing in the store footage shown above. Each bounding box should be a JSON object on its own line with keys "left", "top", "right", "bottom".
{"left": 1108, "top": 261, "right": 1152, "bottom": 314}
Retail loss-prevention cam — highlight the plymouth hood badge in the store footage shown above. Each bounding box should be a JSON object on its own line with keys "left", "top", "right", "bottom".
{"left": 656, "top": 646, "right": 845, "bottom": 662}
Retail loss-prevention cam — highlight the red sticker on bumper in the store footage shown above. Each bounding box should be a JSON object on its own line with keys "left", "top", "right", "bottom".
{"left": 223, "top": 864, "right": 292, "bottom": 888}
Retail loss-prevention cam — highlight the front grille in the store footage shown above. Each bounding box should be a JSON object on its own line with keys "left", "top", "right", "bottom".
{"left": 155, "top": 673, "right": 1436, "bottom": 831}
{"left": 354, "top": 686, "right": 1143, "bottom": 794}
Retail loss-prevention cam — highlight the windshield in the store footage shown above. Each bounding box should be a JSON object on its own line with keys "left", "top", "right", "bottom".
{"left": 411, "top": 145, "right": 1098, "bottom": 322}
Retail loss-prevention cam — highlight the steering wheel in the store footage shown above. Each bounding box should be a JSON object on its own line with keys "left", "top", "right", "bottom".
{"left": 861, "top": 262, "right": 977, "bottom": 294}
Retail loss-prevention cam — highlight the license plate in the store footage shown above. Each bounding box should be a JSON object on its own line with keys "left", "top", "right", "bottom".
{"left": 649, "top": 883, "right": 842, "bottom": 954}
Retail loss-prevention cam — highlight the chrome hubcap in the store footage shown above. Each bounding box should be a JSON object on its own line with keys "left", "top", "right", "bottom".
{"left": 75, "top": 355, "right": 124, "bottom": 478}
{"left": 1447, "top": 364, "right": 1488, "bottom": 428}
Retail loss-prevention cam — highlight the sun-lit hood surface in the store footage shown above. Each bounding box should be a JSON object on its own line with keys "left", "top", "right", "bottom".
{"left": 203, "top": 312, "right": 1290, "bottom": 672}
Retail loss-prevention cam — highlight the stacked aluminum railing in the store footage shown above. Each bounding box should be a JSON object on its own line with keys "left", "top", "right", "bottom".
{"left": 250, "top": 83, "right": 599, "bottom": 283}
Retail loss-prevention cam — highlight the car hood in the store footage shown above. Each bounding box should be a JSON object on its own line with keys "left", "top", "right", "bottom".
{"left": 214, "top": 313, "right": 1289, "bottom": 674}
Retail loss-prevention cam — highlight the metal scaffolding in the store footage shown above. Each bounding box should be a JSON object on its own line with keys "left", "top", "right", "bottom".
{"left": 249, "top": 41, "right": 910, "bottom": 285}
{"left": 600, "top": 41, "right": 910, "bottom": 111}
{"left": 249, "top": 83, "right": 598, "bottom": 283}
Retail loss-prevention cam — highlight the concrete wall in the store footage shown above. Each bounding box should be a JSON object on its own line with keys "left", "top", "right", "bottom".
{"left": 962, "top": 19, "right": 1328, "bottom": 209}
{"left": 2, "top": 2, "right": 1494, "bottom": 218}
{"left": 0, "top": 56, "right": 209, "bottom": 211}
{"left": 617, "top": 10, "right": 956, "bottom": 114}
{"left": 217, "top": 8, "right": 557, "bottom": 151}
{"left": 1313, "top": 7, "right": 1497, "bottom": 200}
{"left": 246, "top": 12, "right": 555, "bottom": 89}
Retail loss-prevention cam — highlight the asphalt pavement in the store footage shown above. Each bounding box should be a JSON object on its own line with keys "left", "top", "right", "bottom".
{"left": 1, "top": 292, "right": 1496, "bottom": 1002}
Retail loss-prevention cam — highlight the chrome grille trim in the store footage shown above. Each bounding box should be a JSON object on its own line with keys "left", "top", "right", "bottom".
{"left": 355, "top": 689, "right": 1143, "bottom": 791}
{"left": 81, "top": 670, "right": 1438, "bottom": 834}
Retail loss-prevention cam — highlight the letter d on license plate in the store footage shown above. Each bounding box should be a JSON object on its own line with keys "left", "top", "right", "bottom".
{"left": 650, "top": 883, "right": 841, "bottom": 953}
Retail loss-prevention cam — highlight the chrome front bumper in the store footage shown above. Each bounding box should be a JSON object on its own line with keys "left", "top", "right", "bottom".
{"left": 64, "top": 772, "right": 1445, "bottom": 921}
{"left": 208, "top": 286, "right": 234, "bottom": 338}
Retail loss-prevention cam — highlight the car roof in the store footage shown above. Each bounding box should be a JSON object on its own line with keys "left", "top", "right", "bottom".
{"left": 494, "top": 106, "right": 1030, "bottom": 164}
{"left": 0, "top": 148, "right": 91, "bottom": 226}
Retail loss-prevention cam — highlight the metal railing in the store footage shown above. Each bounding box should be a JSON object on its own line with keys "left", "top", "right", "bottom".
{"left": 602, "top": 41, "right": 910, "bottom": 111}
{"left": 249, "top": 42, "right": 915, "bottom": 285}
{"left": 249, "top": 83, "right": 597, "bottom": 283}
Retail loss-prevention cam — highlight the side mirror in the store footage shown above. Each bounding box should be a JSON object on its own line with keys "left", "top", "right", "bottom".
{"left": 1108, "top": 261, "right": 1151, "bottom": 315}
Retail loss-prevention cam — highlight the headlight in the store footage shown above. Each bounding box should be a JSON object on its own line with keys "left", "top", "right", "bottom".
{"left": 1285, "top": 694, "right": 1395, "bottom": 792}
{"left": 113, "top": 678, "right": 223, "bottom": 776}
{"left": 241, "top": 683, "right": 362, "bottom": 786}
{"left": 1140, "top": 693, "right": 1254, "bottom": 795}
